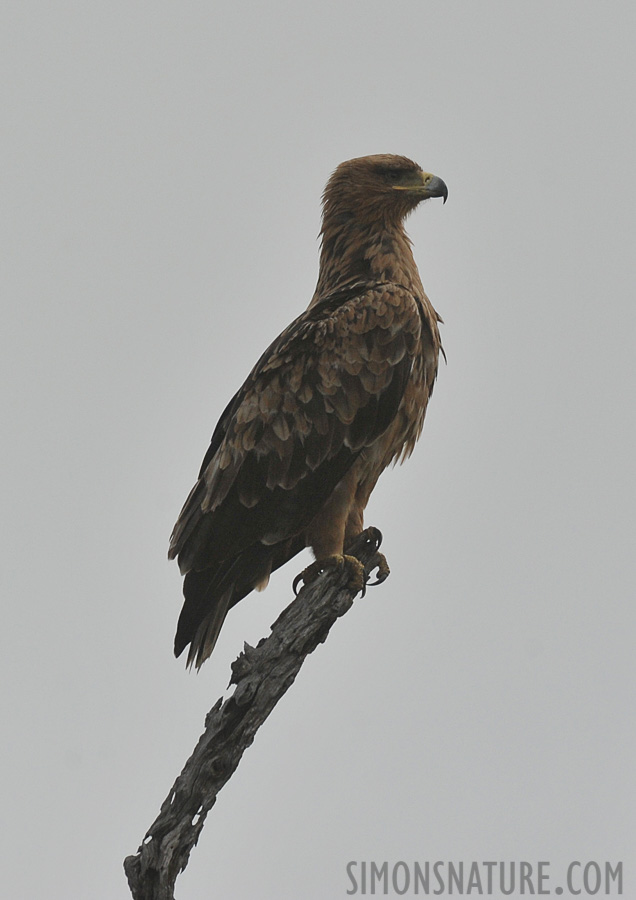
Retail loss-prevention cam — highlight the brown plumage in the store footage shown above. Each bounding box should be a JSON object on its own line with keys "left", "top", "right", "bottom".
{"left": 169, "top": 154, "right": 448, "bottom": 667}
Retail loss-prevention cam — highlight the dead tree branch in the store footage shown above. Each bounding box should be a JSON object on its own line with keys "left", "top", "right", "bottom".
{"left": 124, "top": 528, "right": 387, "bottom": 900}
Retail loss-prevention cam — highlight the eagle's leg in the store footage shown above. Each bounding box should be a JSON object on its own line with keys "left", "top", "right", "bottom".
{"left": 292, "top": 555, "right": 366, "bottom": 596}
{"left": 294, "top": 469, "right": 366, "bottom": 595}
{"left": 295, "top": 470, "right": 386, "bottom": 595}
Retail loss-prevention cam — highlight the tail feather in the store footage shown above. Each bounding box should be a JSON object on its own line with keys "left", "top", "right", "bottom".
{"left": 174, "top": 535, "right": 305, "bottom": 669}
{"left": 174, "top": 567, "right": 231, "bottom": 668}
{"left": 184, "top": 586, "right": 233, "bottom": 669}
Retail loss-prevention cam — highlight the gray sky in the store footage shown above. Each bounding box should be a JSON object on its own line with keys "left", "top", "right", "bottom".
{"left": 2, "top": 2, "right": 635, "bottom": 898}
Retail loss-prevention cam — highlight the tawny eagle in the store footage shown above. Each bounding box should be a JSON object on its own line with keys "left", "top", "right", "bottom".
{"left": 169, "top": 154, "right": 447, "bottom": 667}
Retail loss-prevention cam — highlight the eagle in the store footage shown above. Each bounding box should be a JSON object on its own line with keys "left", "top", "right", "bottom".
{"left": 169, "top": 154, "right": 448, "bottom": 668}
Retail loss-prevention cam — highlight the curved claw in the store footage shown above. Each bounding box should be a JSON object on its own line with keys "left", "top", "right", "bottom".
{"left": 365, "top": 552, "right": 390, "bottom": 587}
{"left": 366, "top": 574, "right": 387, "bottom": 587}
{"left": 292, "top": 554, "right": 366, "bottom": 597}
{"left": 365, "top": 526, "right": 383, "bottom": 552}
{"left": 292, "top": 558, "right": 334, "bottom": 595}
{"left": 344, "top": 526, "right": 384, "bottom": 561}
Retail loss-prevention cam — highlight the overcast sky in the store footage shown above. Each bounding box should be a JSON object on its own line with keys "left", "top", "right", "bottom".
{"left": 2, "top": 2, "right": 635, "bottom": 898}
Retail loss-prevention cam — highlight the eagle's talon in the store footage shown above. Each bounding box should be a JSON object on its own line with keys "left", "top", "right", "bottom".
{"left": 293, "top": 554, "right": 366, "bottom": 596}
{"left": 366, "top": 551, "right": 390, "bottom": 586}
{"left": 365, "top": 526, "right": 383, "bottom": 552}
{"left": 292, "top": 558, "right": 328, "bottom": 595}
{"left": 347, "top": 526, "right": 383, "bottom": 556}
{"left": 292, "top": 571, "right": 305, "bottom": 596}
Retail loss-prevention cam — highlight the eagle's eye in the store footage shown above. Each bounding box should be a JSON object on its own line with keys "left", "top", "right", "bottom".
{"left": 385, "top": 169, "right": 402, "bottom": 182}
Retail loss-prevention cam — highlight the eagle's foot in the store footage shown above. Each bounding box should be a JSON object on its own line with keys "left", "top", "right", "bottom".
{"left": 292, "top": 554, "right": 366, "bottom": 596}
{"left": 344, "top": 527, "right": 389, "bottom": 586}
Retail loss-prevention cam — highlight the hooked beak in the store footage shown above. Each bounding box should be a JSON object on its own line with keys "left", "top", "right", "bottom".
{"left": 393, "top": 171, "right": 448, "bottom": 203}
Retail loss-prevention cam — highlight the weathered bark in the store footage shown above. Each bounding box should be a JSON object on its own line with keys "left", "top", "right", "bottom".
{"left": 124, "top": 528, "right": 387, "bottom": 900}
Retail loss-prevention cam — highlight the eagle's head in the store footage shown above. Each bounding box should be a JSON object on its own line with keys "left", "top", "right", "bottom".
{"left": 322, "top": 154, "right": 448, "bottom": 227}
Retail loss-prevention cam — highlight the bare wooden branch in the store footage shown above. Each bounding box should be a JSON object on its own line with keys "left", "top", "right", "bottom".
{"left": 124, "top": 528, "right": 387, "bottom": 900}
